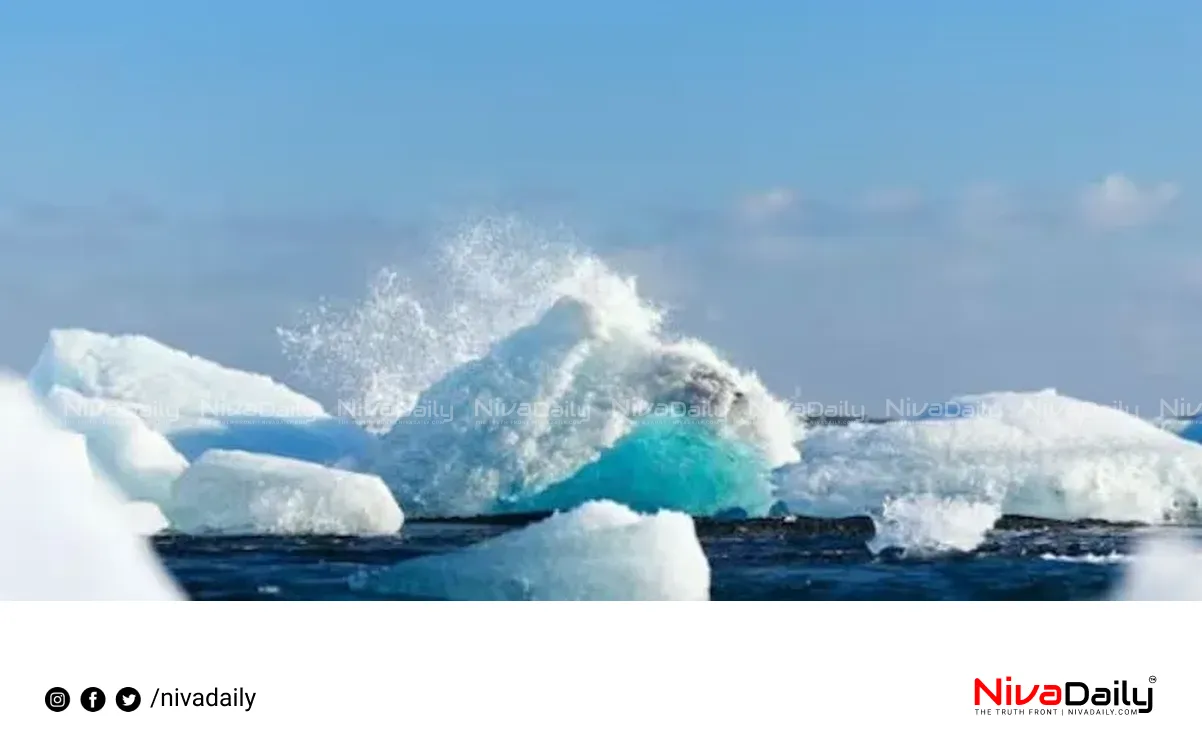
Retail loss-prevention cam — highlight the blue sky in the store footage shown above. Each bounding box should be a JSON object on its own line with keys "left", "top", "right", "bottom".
{"left": 2, "top": 1, "right": 1201, "bottom": 415}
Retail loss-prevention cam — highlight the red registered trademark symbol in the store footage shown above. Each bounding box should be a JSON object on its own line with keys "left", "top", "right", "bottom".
{"left": 1149, "top": 676, "right": 1157, "bottom": 684}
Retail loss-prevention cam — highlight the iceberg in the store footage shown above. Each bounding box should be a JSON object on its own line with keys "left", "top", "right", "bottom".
{"left": 41, "top": 385, "right": 188, "bottom": 507}
{"left": 29, "top": 328, "right": 326, "bottom": 418}
{"left": 28, "top": 328, "right": 374, "bottom": 466}
{"left": 0, "top": 374, "right": 181, "bottom": 599}
{"left": 356, "top": 500, "right": 710, "bottom": 600}
{"left": 170, "top": 449, "right": 403, "bottom": 535}
{"left": 780, "top": 389, "right": 1202, "bottom": 526}
{"left": 125, "top": 501, "right": 171, "bottom": 536}
{"left": 372, "top": 291, "right": 799, "bottom": 517}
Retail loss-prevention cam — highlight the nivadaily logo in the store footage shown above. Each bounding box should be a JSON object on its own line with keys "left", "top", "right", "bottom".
{"left": 974, "top": 676, "right": 1155, "bottom": 716}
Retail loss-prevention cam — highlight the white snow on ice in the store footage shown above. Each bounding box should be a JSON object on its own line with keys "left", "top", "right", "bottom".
{"left": 278, "top": 218, "right": 797, "bottom": 518}
{"left": 41, "top": 385, "right": 188, "bottom": 507}
{"left": 170, "top": 449, "right": 403, "bottom": 535}
{"left": 29, "top": 328, "right": 325, "bottom": 419}
{"left": 125, "top": 501, "right": 171, "bottom": 536}
{"left": 356, "top": 500, "right": 710, "bottom": 600}
{"left": 371, "top": 288, "right": 799, "bottom": 517}
{"left": 0, "top": 374, "right": 181, "bottom": 599}
{"left": 27, "top": 328, "right": 375, "bottom": 467}
{"left": 781, "top": 390, "right": 1202, "bottom": 540}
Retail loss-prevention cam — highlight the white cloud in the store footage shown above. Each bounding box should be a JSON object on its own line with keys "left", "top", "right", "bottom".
{"left": 861, "top": 187, "right": 923, "bottom": 216}
{"left": 737, "top": 187, "right": 798, "bottom": 222}
{"left": 1080, "top": 174, "right": 1180, "bottom": 230}
{"left": 955, "top": 182, "right": 1016, "bottom": 238}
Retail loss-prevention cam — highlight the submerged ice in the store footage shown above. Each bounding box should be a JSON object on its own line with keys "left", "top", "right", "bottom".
{"left": 356, "top": 499, "right": 710, "bottom": 600}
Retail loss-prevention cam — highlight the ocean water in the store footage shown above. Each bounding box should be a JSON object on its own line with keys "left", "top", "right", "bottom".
{"left": 153, "top": 516, "right": 1179, "bottom": 600}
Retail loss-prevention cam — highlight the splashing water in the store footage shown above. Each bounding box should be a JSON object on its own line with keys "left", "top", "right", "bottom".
{"left": 867, "top": 493, "right": 1003, "bottom": 556}
{"left": 278, "top": 217, "right": 625, "bottom": 433}
{"left": 278, "top": 215, "right": 801, "bottom": 517}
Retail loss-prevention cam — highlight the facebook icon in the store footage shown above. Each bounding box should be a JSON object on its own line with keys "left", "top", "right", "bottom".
{"left": 81, "top": 687, "right": 106, "bottom": 712}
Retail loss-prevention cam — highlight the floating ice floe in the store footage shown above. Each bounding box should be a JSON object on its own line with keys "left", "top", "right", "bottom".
{"left": 41, "top": 385, "right": 188, "bottom": 507}
{"left": 170, "top": 449, "right": 403, "bottom": 535}
{"left": 28, "top": 328, "right": 374, "bottom": 467}
{"left": 125, "top": 501, "right": 171, "bottom": 536}
{"left": 0, "top": 374, "right": 181, "bottom": 599}
{"left": 780, "top": 389, "right": 1202, "bottom": 530}
{"left": 276, "top": 222, "right": 799, "bottom": 519}
{"left": 355, "top": 500, "right": 710, "bottom": 600}
{"left": 371, "top": 290, "right": 799, "bottom": 518}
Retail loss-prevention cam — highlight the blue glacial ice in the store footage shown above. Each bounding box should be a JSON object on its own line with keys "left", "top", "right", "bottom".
{"left": 508, "top": 413, "right": 777, "bottom": 517}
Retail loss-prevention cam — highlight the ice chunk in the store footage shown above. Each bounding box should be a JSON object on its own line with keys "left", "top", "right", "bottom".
{"left": 356, "top": 500, "right": 710, "bottom": 600}
{"left": 170, "top": 449, "right": 403, "bottom": 535}
{"left": 510, "top": 415, "right": 777, "bottom": 517}
{"left": 41, "top": 385, "right": 187, "bottom": 506}
{"left": 29, "top": 328, "right": 325, "bottom": 418}
{"left": 780, "top": 390, "right": 1202, "bottom": 525}
{"left": 28, "top": 328, "right": 374, "bottom": 466}
{"left": 0, "top": 374, "right": 181, "bottom": 599}
{"left": 372, "top": 293, "right": 799, "bottom": 517}
{"left": 125, "top": 501, "right": 170, "bottom": 536}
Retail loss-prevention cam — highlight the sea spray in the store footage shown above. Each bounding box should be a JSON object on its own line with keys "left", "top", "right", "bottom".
{"left": 278, "top": 217, "right": 607, "bottom": 433}
{"left": 867, "top": 493, "right": 1003, "bottom": 556}
{"left": 280, "top": 216, "right": 801, "bottom": 517}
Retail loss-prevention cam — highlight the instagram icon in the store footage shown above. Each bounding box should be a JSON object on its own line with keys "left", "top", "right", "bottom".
{"left": 44, "top": 687, "right": 70, "bottom": 712}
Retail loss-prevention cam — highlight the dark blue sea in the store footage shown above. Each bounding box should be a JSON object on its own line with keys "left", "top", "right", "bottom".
{"left": 152, "top": 516, "right": 1176, "bottom": 600}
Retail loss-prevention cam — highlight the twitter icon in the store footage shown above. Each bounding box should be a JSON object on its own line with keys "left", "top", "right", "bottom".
{"left": 115, "top": 687, "right": 141, "bottom": 712}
